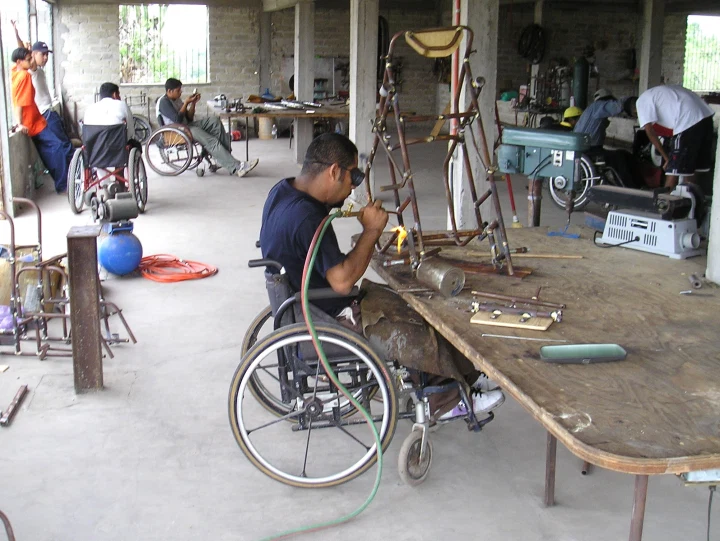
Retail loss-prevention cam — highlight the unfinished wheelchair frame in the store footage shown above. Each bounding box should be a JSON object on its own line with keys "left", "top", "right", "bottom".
{"left": 67, "top": 123, "right": 148, "bottom": 219}
{"left": 228, "top": 259, "right": 494, "bottom": 488}
{"left": 364, "top": 26, "right": 515, "bottom": 274}
{"left": 0, "top": 199, "right": 136, "bottom": 360}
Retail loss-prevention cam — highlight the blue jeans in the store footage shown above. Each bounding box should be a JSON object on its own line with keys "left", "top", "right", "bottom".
{"left": 33, "top": 112, "right": 74, "bottom": 192}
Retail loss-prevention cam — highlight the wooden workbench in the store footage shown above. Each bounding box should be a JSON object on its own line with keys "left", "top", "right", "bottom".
{"left": 217, "top": 105, "right": 349, "bottom": 160}
{"left": 370, "top": 226, "right": 717, "bottom": 541}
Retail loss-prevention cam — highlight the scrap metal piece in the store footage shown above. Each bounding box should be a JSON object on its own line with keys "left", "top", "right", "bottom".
{"left": 0, "top": 385, "right": 28, "bottom": 427}
{"left": 688, "top": 274, "right": 702, "bottom": 289}
{"left": 471, "top": 289, "right": 566, "bottom": 309}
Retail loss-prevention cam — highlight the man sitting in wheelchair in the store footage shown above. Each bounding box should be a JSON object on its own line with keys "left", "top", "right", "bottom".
{"left": 158, "top": 78, "right": 259, "bottom": 178}
{"left": 259, "top": 133, "right": 504, "bottom": 422}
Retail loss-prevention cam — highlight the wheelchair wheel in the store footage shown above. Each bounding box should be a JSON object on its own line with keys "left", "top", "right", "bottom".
{"left": 548, "top": 154, "right": 599, "bottom": 211}
{"left": 242, "top": 307, "right": 381, "bottom": 420}
{"left": 128, "top": 148, "right": 148, "bottom": 213}
{"left": 229, "top": 322, "right": 398, "bottom": 488}
{"left": 67, "top": 148, "right": 85, "bottom": 214}
{"left": 398, "top": 429, "right": 433, "bottom": 486}
{"left": 133, "top": 115, "right": 152, "bottom": 144}
{"left": 144, "top": 127, "right": 194, "bottom": 176}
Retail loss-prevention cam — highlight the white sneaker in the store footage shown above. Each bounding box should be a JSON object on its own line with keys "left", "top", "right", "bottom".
{"left": 471, "top": 373, "right": 499, "bottom": 392}
{"left": 437, "top": 389, "right": 505, "bottom": 421}
{"left": 235, "top": 158, "right": 259, "bottom": 178}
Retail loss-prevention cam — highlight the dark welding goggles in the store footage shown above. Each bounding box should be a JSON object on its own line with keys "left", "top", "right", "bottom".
{"left": 314, "top": 162, "right": 365, "bottom": 187}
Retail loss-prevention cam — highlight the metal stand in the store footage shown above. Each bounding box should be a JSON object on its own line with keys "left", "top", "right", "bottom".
{"left": 67, "top": 225, "right": 103, "bottom": 392}
{"left": 629, "top": 475, "right": 649, "bottom": 541}
{"left": 363, "top": 26, "right": 514, "bottom": 274}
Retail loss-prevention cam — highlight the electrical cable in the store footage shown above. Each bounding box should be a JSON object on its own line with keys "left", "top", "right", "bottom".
{"left": 260, "top": 211, "right": 383, "bottom": 541}
{"left": 592, "top": 230, "right": 640, "bottom": 248}
{"left": 137, "top": 254, "right": 218, "bottom": 282}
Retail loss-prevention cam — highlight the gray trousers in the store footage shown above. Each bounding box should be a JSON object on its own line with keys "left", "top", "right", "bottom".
{"left": 188, "top": 116, "right": 242, "bottom": 174}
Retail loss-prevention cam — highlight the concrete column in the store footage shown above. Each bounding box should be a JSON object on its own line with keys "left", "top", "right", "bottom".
{"left": 530, "top": 0, "right": 544, "bottom": 99}
{"left": 349, "top": 0, "right": 378, "bottom": 179}
{"left": 705, "top": 139, "right": 720, "bottom": 284}
{"left": 259, "top": 12, "right": 272, "bottom": 94}
{"left": 294, "top": 1, "right": 315, "bottom": 163}
{"left": 450, "top": 0, "right": 498, "bottom": 229}
{"left": 638, "top": 0, "right": 664, "bottom": 93}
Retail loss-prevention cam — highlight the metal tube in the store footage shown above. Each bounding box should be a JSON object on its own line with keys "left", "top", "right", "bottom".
{"left": 629, "top": 475, "right": 649, "bottom": 541}
{"left": 545, "top": 432, "right": 557, "bottom": 507}
{"left": 471, "top": 289, "right": 566, "bottom": 309}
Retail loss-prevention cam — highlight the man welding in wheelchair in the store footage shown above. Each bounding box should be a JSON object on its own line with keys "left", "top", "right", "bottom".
{"left": 157, "top": 78, "right": 258, "bottom": 178}
{"left": 259, "top": 133, "right": 504, "bottom": 422}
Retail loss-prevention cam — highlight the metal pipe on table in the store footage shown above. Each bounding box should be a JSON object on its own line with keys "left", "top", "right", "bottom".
{"left": 471, "top": 290, "right": 566, "bottom": 309}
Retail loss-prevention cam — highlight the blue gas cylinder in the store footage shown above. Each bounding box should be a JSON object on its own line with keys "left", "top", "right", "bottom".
{"left": 98, "top": 221, "right": 143, "bottom": 276}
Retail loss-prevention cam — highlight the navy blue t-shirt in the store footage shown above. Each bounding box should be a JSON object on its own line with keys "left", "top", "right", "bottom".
{"left": 260, "top": 178, "right": 347, "bottom": 316}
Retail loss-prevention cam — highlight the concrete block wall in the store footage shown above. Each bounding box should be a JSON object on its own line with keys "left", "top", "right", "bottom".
{"left": 494, "top": 4, "right": 691, "bottom": 107}
{"left": 57, "top": 3, "right": 261, "bottom": 127}
{"left": 497, "top": 3, "right": 534, "bottom": 95}
{"left": 269, "top": 6, "right": 439, "bottom": 119}
{"left": 661, "top": 13, "right": 687, "bottom": 86}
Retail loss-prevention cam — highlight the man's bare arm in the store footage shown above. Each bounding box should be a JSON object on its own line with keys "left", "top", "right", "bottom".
{"left": 643, "top": 123, "right": 670, "bottom": 169}
{"left": 13, "top": 105, "right": 28, "bottom": 134}
{"left": 325, "top": 201, "right": 388, "bottom": 295}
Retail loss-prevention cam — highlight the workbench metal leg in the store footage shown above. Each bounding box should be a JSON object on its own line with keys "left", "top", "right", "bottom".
{"left": 528, "top": 178, "right": 543, "bottom": 227}
{"left": 629, "top": 475, "right": 649, "bottom": 541}
{"left": 67, "top": 225, "right": 103, "bottom": 393}
{"left": 544, "top": 431, "right": 557, "bottom": 507}
{"left": 245, "top": 117, "right": 250, "bottom": 162}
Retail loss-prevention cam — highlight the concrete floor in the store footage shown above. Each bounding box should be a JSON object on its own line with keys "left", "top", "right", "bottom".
{"left": 0, "top": 135, "right": 712, "bottom": 540}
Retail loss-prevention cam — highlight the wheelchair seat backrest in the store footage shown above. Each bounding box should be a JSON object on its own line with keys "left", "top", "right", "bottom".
{"left": 82, "top": 124, "right": 128, "bottom": 169}
{"left": 264, "top": 270, "right": 346, "bottom": 359}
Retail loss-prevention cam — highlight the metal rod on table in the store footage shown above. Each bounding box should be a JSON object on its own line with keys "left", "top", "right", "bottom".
{"left": 629, "top": 475, "right": 649, "bottom": 541}
{"left": 545, "top": 432, "right": 557, "bottom": 507}
{"left": 471, "top": 290, "right": 566, "bottom": 309}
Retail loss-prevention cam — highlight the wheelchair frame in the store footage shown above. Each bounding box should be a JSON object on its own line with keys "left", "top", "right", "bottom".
{"left": 67, "top": 124, "right": 148, "bottom": 218}
{"left": 229, "top": 258, "right": 496, "bottom": 488}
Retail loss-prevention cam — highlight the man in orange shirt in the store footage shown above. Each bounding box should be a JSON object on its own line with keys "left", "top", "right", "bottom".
{"left": 11, "top": 47, "right": 73, "bottom": 193}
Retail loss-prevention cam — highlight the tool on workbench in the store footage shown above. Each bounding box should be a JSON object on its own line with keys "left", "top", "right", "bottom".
{"left": 481, "top": 333, "right": 568, "bottom": 342}
{"left": 539, "top": 344, "right": 627, "bottom": 364}
{"left": 589, "top": 184, "right": 704, "bottom": 259}
{"left": 0, "top": 384, "right": 28, "bottom": 427}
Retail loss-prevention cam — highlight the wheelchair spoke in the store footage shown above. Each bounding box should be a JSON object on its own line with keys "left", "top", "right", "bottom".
{"left": 301, "top": 418, "right": 314, "bottom": 478}
{"left": 245, "top": 406, "right": 306, "bottom": 435}
{"left": 331, "top": 421, "right": 372, "bottom": 452}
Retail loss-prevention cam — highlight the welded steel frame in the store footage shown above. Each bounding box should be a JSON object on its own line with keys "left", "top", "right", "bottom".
{"left": 363, "top": 26, "right": 514, "bottom": 275}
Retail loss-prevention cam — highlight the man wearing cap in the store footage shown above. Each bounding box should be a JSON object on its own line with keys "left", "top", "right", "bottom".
{"left": 10, "top": 47, "right": 72, "bottom": 193}
{"left": 11, "top": 22, "right": 72, "bottom": 146}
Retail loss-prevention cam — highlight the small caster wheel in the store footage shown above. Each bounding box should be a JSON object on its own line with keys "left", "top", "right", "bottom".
{"left": 196, "top": 167, "right": 205, "bottom": 177}
{"left": 398, "top": 429, "right": 433, "bottom": 486}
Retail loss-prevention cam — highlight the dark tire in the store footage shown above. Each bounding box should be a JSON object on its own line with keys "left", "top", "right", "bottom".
{"left": 67, "top": 148, "right": 85, "bottom": 214}
{"left": 129, "top": 148, "right": 148, "bottom": 213}
{"left": 397, "top": 429, "right": 433, "bottom": 486}
{"left": 228, "top": 322, "right": 398, "bottom": 488}
{"left": 133, "top": 115, "right": 152, "bottom": 144}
